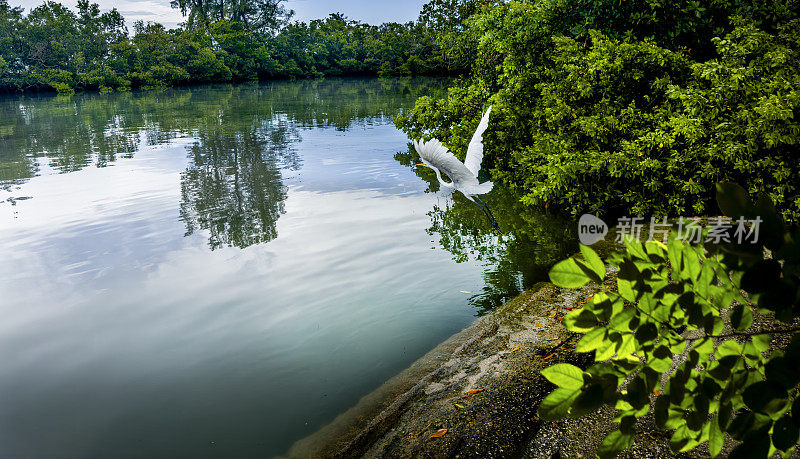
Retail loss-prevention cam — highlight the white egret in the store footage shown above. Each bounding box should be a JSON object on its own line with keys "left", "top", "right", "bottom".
{"left": 413, "top": 105, "right": 500, "bottom": 232}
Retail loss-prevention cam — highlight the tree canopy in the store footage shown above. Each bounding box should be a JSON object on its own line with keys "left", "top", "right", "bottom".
{"left": 396, "top": 0, "right": 800, "bottom": 223}
{"left": 0, "top": 0, "right": 477, "bottom": 93}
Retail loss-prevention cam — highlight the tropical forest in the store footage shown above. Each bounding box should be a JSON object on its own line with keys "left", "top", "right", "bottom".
{"left": 0, "top": 0, "right": 799, "bottom": 457}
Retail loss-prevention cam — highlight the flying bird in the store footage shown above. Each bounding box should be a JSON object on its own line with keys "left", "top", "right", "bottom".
{"left": 413, "top": 106, "right": 500, "bottom": 232}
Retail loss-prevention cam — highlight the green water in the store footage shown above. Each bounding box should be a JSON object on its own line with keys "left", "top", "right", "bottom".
{"left": 0, "top": 78, "right": 576, "bottom": 457}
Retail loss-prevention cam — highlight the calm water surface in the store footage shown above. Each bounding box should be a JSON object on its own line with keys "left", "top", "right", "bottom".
{"left": 0, "top": 79, "right": 576, "bottom": 457}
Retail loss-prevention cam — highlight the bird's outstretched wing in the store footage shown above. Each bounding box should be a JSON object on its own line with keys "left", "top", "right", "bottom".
{"left": 414, "top": 138, "right": 475, "bottom": 184}
{"left": 464, "top": 105, "right": 492, "bottom": 177}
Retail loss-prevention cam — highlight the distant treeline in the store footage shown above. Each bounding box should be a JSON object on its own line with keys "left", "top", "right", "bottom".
{"left": 0, "top": 0, "right": 475, "bottom": 93}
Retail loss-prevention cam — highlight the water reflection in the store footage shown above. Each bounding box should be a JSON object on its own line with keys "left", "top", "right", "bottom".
{"left": 180, "top": 126, "right": 293, "bottom": 249}
{"left": 396, "top": 148, "right": 578, "bottom": 315}
{"left": 0, "top": 78, "right": 577, "bottom": 458}
{"left": 0, "top": 78, "right": 449, "bottom": 247}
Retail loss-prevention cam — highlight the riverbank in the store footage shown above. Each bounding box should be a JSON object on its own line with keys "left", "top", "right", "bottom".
{"left": 286, "top": 239, "right": 645, "bottom": 457}
{"left": 287, "top": 232, "right": 796, "bottom": 458}
{"left": 285, "top": 279, "right": 590, "bottom": 457}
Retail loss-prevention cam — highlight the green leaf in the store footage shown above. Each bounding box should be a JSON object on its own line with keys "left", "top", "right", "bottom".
{"left": 576, "top": 327, "right": 606, "bottom": 353}
{"left": 634, "top": 322, "right": 658, "bottom": 345}
{"left": 667, "top": 237, "right": 684, "bottom": 271}
{"left": 608, "top": 307, "right": 636, "bottom": 331}
{"left": 549, "top": 257, "right": 592, "bottom": 288}
{"left": 773, "top": 417, "right": 800, "bottom": 452}
{"left": 616, "top": 332, "right": 636, "bottom": 359}
{"left": 617, "top": 278, "right": 637, "bottom": 302}
{"left": 693, "top": 338, "right": 714, "bottom": 359}
{"left": 717, "top": 340, "right": 741, "bottom": 357}
{"left": 538, "top": 387, "right": 580, "bottom": 421}
{"left": 541, "top": 363, "right": 584, "bottom": 390}
{"left": 730, "top": 304, "right": 753, "bottom": 330}
{"left": 563, "top": 308, "right": 598, "bottom": 333}
{"left": 650, "top": 355, "right": 672, "bottom": 372}
{"left": 743, "top": 381, "right": 788, "bottom": 415}
{"left": 685, "top": 250, "right": 702, "bottom": 280}
{"left": 671, "top": 424, "right": 701, "bottom": 452}
{"left": 753, "top": 334, "right": 770, "bottom": 353}
{"left": 793, "top": 397, "right": 800, "bottom": 427}
{"left": 580, "top": 244, "right": 606, "bottom": 281}
{"left": 766, "top": 357, "right": 797, "bottom": 390}
{"left": 597, "top": 429, "right": 633, "bottom": 459}
{"left": 572, "top": 383, "right": 604, "bottom": 416}
{"left": 709, "top": 414, "right": 723, "bottom": 457}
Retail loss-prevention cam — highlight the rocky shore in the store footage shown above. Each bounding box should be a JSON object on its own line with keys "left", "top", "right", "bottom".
{"left": 286, "top": 259, "right": 638, "bottom": 458}
{"left": 287, "top": 236, "right": 792, "bottom": 458}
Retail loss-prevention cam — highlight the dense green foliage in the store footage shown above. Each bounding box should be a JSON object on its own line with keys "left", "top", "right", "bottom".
{"left": 396, "top": 0, "right": 800, "bottom": 222}
{"left": 540, "top": 184, "right": 800, "bottom": 457}
{"left": 0, "top": 0, "right": 477, "bottom": 93}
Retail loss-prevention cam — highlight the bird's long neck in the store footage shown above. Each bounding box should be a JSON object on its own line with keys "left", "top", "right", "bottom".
{"left": 433, "top": 168, "right": 454, "bottom": 188}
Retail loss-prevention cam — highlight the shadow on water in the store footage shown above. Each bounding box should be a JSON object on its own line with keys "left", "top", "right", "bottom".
{"left": 395, "top": 146, "right": 579, "bottom": 315}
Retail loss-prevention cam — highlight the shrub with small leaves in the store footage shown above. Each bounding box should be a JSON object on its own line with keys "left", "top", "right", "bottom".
{"left": 538, "top": 183, "right": 800, "bottom": 458}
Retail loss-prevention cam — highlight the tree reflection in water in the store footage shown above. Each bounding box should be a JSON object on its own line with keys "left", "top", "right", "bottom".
{"left": 396, "top": 147, "right": 578, "bottom": 315}
{"left": 0, "top": 78, "right": 451, "bottom": 247}
{"left": 179, "top": 123, "right": 295, "bottom": 250}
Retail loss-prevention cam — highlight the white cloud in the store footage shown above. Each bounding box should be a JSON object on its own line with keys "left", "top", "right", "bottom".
{"left": 14, "top": 0, "right": 186, "bottom": 29}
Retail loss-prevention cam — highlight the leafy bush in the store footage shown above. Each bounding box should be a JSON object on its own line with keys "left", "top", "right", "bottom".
{"left": 396, "top": 1, "right": 800, "bottom": 223}
{"left": 539, "top": 183, "right": 800, "bottom": 457}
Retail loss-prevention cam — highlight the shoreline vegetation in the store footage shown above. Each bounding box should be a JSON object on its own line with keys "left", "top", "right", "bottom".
{"left": 0, "top": 0, "right": 473, "bottom": 94}
{"left": 3, "top": 0, "right": 797, "bottom": 224}
{"left": 4, "top": 0, "right": 799, "bottom": 455}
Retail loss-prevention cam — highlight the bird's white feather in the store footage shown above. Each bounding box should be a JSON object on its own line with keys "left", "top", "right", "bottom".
{"left": 412, "top": 106, "right": 494, "bottom": 200}
{"left": 464, "top": 106, "right": 492, "bottom": 177}
{"left": 414, "top": 138, "right": 476, "bottom": 186}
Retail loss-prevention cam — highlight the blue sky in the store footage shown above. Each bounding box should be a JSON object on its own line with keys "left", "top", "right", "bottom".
{"left": 13, "top": 0, "right": 428, "bottom": 28}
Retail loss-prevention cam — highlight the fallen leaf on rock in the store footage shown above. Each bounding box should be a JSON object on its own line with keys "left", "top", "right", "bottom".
{"left": 543, "top": 353, "right": 556, "bottom": 360}
{"left": 455, "top": 404, "right": 465, "bottom": 410}
{"left": 431, "top": 429, "right": 448, "bottom": 438}
{"left": 535, "top": 322, "right": 543, "bottom": 327}
{"left": 467, "top": 388, "right": 485, "bottom": 394}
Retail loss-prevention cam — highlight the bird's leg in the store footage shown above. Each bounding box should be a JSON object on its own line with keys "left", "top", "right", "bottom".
{"left": 473, "top": 196, "right": 502, "bottom": 235}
